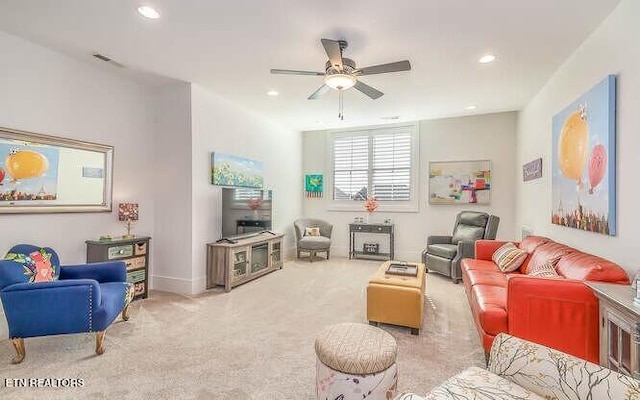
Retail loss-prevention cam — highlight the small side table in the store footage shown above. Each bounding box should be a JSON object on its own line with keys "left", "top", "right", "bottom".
{"left": 349, "top": 223, "right": 394, "bottom": 260}
{"left": 585, "top": 282, "right": 639, "bottom": 379}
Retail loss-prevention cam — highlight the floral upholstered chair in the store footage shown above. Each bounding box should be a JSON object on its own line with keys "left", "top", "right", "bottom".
{"left": 0, "top": 244, "right": 134, "bottom": 364}
{"left": 395, "top": 333, "right": 640, "bottom": 400}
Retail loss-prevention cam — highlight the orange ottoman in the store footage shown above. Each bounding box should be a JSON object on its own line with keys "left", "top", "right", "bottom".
{"left": 367, "top": 261, "right": 426, "bottom": 335}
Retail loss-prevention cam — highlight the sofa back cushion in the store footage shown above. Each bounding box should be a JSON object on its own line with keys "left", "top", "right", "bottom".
{"left": 517, "top": 236, "right": 551, "bottom": 253}
{"left": 556, "top": 252, "right": 629, "bottom": 283}
{"left": 523, "top": 242, "right": 574, "bottom": 275}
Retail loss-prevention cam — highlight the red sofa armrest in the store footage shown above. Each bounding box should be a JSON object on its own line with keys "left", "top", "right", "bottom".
{"left": 475, "top": 240, "right": 518, "bottom": 261}
{"left": 507, "top": 276, "right": 599, "bottom": 363}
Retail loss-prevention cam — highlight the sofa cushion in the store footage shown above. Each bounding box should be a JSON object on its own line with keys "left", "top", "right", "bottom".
{"left": 465, "top": 270, "right": 509, "bottom": 288}
{"left": 556, "top": 252, "right": 629, "bottom": 283}
{"left": 492, "top": 242, "right": 528, "bottom": 272}
{"left": 423, "top": 366, "right": 545, "bottom": 400}
{"left": 298, "top": 236, "right": 331, "bottom": 250}
{"left": 528, "top": 260, "right": 562, "bottom": 278}
{"left": 452, "top": 224, "right": 485, "bottom": 244}
{"left": 524, "top": 242, "right": 574, "bottom": 275}
{"left": 461, "top": 259, "right": 501, "bottom": 273}
{"left": 471, "top": 285, "right": 507, "bottom": 335}
{"left": 426, "top": 243, "right": 457, "bottom": 259}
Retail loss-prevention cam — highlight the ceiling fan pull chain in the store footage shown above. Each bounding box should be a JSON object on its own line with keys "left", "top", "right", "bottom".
{"left": 339, "top": 91, "right": 344, "bottom": 120}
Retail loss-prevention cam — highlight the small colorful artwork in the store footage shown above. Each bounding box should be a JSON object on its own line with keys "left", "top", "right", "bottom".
{"left": 429, "top": 160, "right": 491, "bottom": 204}
{"left": 552, "top": 75, "right": 616, "bottom": 235}
{"left": 523, "top": 158, "right": 543, "bottom": 182}
{"left": 305, "top": 174, "right": 323, "bottom": 198}
{"left": 211, "top": 152, "right": 263, "bottom": 188}
{"left": 0, "top": 142, "right": 59, "bottom": 202}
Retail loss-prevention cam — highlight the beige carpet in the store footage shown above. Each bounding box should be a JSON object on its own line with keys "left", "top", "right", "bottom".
{"left": 0, "top": 258, "right": 485, "bottom": 399}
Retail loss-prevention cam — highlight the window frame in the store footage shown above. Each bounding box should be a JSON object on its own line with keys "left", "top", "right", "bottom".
{"left": 326, "top": 122, "right": 420, "bottom": 212}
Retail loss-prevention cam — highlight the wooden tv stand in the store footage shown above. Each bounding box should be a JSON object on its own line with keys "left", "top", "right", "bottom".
{"left": 206, "top": 232, "right": 284, "bottom": 292}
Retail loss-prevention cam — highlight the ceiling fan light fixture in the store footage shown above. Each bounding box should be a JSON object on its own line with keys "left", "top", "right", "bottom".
{"left": 137, "top": 6, "right": 160, "bottom": 19}
{"left": 324, "top": 74, "right": 356, "bottom": 90}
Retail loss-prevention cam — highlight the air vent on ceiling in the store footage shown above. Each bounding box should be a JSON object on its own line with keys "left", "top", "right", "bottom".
{"left": 92, "top": 53, "right": 125, "bottom": 68}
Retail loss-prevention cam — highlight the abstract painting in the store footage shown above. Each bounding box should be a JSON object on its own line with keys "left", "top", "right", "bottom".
{"left": 552, "top": 75, "right": 616, "bottom": 235}
{"left": 211, "top": 152, "right": 263, "bottom": 188}
{"left": 429, "top": 160, "right": 491, "bottom": 204}
{"left": 305, "top": 174, "right": 323, "bottom": 198}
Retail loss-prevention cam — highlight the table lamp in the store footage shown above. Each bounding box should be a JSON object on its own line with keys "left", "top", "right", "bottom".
{"left": 118, "top": 202, "right": 139, "bottom": 239}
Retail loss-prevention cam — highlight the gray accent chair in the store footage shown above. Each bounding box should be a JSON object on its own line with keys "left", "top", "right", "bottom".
{"left": 422, "top": 211, "right": 500, "bottom": 284}
{"left": 294, "top": 218, "right": 333, "bottom": 262}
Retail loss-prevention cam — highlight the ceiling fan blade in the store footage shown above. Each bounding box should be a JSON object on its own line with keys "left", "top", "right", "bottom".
{"left": 321, "top": 39, "right": 344, "bottom": 70}
{"left": 358, "top": 60, "right": 411, "bottom": 76}
{"left": 354, "top": 81, "right": 384, "bottom": 99}
{"left": 270, "top": 69, "right": 324, "bottom": 76}
{"left": 308, "top": 84, "right": 331, "bottom": 100}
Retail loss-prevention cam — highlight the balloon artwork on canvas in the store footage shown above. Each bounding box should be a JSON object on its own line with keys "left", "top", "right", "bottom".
{"left": 0, "top": 144, "right": 59, "bottom": 202}
{"left": 551, "top": 75, "right": 616, "bottom": 236}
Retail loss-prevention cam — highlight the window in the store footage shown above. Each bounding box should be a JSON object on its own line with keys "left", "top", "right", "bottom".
{"left": 329, "top": 124, "right": 418, "bottom": 211}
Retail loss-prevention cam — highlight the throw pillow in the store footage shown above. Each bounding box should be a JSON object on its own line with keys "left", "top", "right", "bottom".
{"left": 305, "top": 227, "right": 321, "bottom": 236}
{"left": 492, "top": 242, "right": 528, "bottom": 272}
{"left": 528, "top": 260, "right": 562, "bottom": 278}
{"left": 4, "top": 248, "right": 58, "bottom": 283}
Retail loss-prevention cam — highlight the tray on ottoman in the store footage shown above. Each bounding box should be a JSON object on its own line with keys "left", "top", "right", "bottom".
{"left": 367, "top": 261, "right": 426, "bottom": 335}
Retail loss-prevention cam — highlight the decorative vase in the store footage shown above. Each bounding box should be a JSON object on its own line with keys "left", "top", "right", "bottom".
{"left": 365, "top": 212, "right": 372, "bottom": 224}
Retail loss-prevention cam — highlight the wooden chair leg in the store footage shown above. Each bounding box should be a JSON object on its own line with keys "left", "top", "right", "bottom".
{"left": 11, "top": 338, "right": 25, "bottom": 364}
{"left": 95, "top": 331, "right": 106, "bottom": 356}
{"left": 122, "top": 304, "right": 130, "bottom": 321}
{"left": 326, "top": 249, "right": 330, "bottom": 260}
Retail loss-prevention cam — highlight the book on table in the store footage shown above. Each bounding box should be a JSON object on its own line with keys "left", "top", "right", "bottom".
{"left": 386, "top": 262, "right": 418, "bottom": 277}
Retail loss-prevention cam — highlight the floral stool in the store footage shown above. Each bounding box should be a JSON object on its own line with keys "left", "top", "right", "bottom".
{"left": 315, "top": 322, "right": 398, "bottom": 400}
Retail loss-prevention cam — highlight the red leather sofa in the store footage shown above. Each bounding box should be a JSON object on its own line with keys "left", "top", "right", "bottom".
{"left": 461, "top": 235, "right": 629, "bottom": 363}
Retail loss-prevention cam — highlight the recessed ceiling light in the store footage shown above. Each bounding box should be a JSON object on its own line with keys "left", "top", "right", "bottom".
{"left": 465, "top": 105, "right": 479, "bottom": 111}
{"left": 478, "top": 54, "right": 496, "bottom": 64}
{"left": 137, "top": 6, "right": 160, "bottom": 19}
{"left": 381, "top": 116, "right": 400, "bottom": 120}
{"left": 266, "top": 90, "right": 279, "bottom": 96}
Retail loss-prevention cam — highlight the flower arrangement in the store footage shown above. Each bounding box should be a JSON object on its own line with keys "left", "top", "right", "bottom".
{"left": 365, "top": 197, "right": 378, "bottom": 213}
{"left": 247, "top": 198, "right": 263, "bottom": 210}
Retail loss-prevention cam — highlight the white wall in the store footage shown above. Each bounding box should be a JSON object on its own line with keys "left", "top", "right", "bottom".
{"left": 151, "top": 82, "right": 193, "bottom": 293}
{"left": 303, "top": 112, "right": 518, "bottom": 262}
{"left": 189, "top": 84, "right": 303, "bottom": 294}
{"left": 0, "top": 31, "right": 156, "bottom": 339}
{"left": 516, "top": 0, "right": 639, "bottom": 276}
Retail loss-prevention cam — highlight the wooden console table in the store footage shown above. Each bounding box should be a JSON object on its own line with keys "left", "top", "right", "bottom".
{"left": 349, "top": 223, "right": 394, "bottom": 260}
{"left": 206, "top": 232, "right": 284, "bottom": 292}
{"left": 585, "top": 281, "right": 640, "bottom": 379}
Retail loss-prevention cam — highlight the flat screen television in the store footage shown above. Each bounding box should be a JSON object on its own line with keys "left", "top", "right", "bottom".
{"left": 221, "top": 187, "right": 273, "bottom": 240}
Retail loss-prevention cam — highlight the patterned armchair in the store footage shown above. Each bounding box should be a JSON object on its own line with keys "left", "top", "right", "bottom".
{"left": 395, "top": 333, "right": 640, "bottom": 400}
{"left": 0, "top": 244, "right": 133, "bottom": 364}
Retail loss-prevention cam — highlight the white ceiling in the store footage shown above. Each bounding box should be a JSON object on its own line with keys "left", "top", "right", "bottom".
{"left": 0, "top": 0, "right": 621, "bottom": 131}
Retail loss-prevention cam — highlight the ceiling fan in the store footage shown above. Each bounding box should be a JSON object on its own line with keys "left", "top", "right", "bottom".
{"left": 271, "top": 38, "right": 411, "bottom": 101}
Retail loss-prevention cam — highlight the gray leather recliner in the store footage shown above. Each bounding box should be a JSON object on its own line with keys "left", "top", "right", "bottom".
{"left": 422, "top": 211, "right": 500, "bottom": 284}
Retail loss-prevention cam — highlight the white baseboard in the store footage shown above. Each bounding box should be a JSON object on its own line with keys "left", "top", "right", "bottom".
{"left": 152, "top": 275, "right": 197, "bottom": 295}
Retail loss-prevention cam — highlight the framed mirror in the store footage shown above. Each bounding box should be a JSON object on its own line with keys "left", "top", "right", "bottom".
{"left": 0, "top": 126, "right": 113, "bottom": 214}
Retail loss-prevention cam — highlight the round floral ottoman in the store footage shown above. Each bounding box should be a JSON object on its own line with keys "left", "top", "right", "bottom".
{"left": 315, "top": 322, "right": 398, "bottom": 400}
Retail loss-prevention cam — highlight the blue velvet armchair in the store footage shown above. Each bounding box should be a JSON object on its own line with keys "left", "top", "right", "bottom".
{"left": 0, "top": 244, "right": 133, "bottom": 364}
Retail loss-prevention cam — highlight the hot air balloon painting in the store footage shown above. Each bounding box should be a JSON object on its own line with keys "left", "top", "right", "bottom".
{"left": 0, "top": 142, "right": 59, "bottom": 202}
{"left": 551, "top": 75, "right": 616, "bottom": 236}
